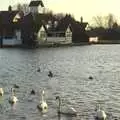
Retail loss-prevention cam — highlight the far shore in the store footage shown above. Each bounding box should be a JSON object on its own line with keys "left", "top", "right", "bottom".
{"left": 2, "top": 40, "right": 120, "bottom": 48}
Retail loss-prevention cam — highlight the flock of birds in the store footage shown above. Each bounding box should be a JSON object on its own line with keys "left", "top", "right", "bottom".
{"left": 0, "top": 87, "right": 107, "bottom": 120}
{"left": 0, "top": 68, "right": 109, "bottom": 120}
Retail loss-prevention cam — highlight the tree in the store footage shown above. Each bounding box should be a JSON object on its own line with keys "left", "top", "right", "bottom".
{"left": 91, "top": 15, "right": 106, "bottom": 28}
{"left": 107, "top": 14, "right": 116, "bottom": 28}
{"left": 13, "top": 3, "right": 29, "bottom": 14}
{"left": 91, "top": 14, "right": 118, "bottom": 28}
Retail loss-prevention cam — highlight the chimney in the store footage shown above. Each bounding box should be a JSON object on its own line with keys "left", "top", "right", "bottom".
{"left": 8, "top": 5, "right": 12, "bottom": 12}
{"left": 80, "top": 16, "right": 83, "bottom": 23}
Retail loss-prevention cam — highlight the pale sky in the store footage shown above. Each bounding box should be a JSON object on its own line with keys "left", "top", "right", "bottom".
{"left": 1, "top": 0, "right": 120, "bottom": 23}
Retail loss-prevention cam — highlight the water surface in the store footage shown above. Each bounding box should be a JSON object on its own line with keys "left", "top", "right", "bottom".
{"left": 0, "top": 45, "right": 120, "bottom": 120}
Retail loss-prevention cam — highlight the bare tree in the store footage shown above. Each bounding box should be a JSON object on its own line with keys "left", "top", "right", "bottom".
{"left": 13, "top": 3, "right": 29, "bottom": 14}
{"left": 107, "top": 14, "right": 116, "bottom": 28}
{"left": 91, "top": 14, "right": 118, "bottom": 28}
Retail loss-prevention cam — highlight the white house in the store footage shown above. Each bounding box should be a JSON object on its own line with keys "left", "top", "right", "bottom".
{"left": 65, "top": 25, "right": 72, "bottom": 44}
{"left": 36, "top": 24, "right": 72, "bottom": 44}
{"left": 37, "top": 25, "right": 47, "bottom": 43}
{"left": 29, "top": 0, "right": 44, "bottom": 14}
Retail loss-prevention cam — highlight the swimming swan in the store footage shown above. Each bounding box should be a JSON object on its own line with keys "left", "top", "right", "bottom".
{"left": 56, "top": 96, "right": 77, "bottom": 116}
{"left": 0, "top": 88, "right": 4, "bottom": 96}
{"left": 9, "top": 88, "right": 18, "bottom": 104}
{"left": 95, "top": 104, "right": 107, "bottom": 120}
{"left": 37, "top": 90, "right": 48, "bottom": 113}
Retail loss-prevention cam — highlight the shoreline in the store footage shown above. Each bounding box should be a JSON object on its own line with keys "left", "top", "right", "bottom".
{"left": 2, "top": 41, "right": 120, "bottom": 48}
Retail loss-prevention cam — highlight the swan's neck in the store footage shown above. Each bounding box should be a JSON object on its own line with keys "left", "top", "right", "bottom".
{"left": 12, "top": 89, "right": 15, "bottom": 96}
{"left": 98, "top": 104, "right": 101, "bottom": 111}
{"left": 41, "top": 93, "right": 45, "bottom": 102}
{"left": 58, "top": 98, "right": 61, "bottom": 113}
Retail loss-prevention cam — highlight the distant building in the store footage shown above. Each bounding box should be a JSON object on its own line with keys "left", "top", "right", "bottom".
{"left": 36, "top": 24, "right": 72, "bottom": 44}
{"left": 29, "top": 0, "right": 44, "bottom": 14}
{"left": 0, "top": 6, "right": 23, "bottom": 47}
{"left": 0, "top": 0, "right": 89, "bottom": 48}
{"left": 55, "top": 15, "right": 89, "bottom": 43}
{"left": 100, "top": 29, "right": 120, "bottom": 41}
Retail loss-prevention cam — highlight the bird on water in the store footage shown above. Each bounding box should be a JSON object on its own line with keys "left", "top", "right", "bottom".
{"left": 56, "top": 96, "right": 77, "bottom": 116}
{"left": 37, "top": 90, "right": 48, "bottom": 113}
{"left": 95, "top": 104, "right": 107, "bottom": 120}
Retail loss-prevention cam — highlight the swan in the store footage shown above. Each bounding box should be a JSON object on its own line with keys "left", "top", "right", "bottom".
{"left": 37, "top": 90, "right": 48, "bottom": 113}
{"left": 56, "top": 96, "right": 77, "bottom": 116}
{"left": 95, "top": 104, "right": 107, "bottom": 120}
{"left": 48, "top": 71, "right": 53, "bottom": 77}
{"left": 0, "top": 88, "right": 4, "bottom": 96}
{"left": 9, "top": 88, "right": 18, "bottom": 104}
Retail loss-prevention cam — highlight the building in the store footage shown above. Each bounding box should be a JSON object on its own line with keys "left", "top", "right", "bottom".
{"left": 29, "top": 0, "right": 44, "bottom": 14}
{"left": 55, "top": 15, "right": 89, "bottom": 43}
{"left": 36, "top": 24, "right": 72, "bottom": 45}
{"left": 0, "top": 6, "right": 23, "bottom": 47}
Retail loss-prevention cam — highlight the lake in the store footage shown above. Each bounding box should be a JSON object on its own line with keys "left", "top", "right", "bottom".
{"left": 0, "top": 45, "right": 120, "bottom": 120}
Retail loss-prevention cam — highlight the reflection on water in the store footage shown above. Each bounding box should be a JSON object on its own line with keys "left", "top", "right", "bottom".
{"left": 0, "top": 45, "right": 120, "bottom": 119}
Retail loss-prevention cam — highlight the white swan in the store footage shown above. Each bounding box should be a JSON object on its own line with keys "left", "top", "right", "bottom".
{"left": 0, "top": 88, "right": 4, "bottom": 96}
{"left": 95, "top": 104, "right": 107, "bottom": 120}
{"left": 37, "top": 90, "right": 48, "bottom": 113}
{"left": 9, "top": 88, "right": 18, "bottom": 104}
{"left": 56, "top": 96, "right": 77, "bottom": 116}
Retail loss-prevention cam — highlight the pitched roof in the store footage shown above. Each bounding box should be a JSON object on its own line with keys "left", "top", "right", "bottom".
{"left": 29, "top": 0, "right": 44, "bottom": 7}
{"left": 0, "top": 11, "right": 19, "bottom": 25}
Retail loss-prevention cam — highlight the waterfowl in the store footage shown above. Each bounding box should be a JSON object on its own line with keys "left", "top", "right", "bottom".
{"left": 13, "top": 84, "right": 19, "bottom": 89}
{"left": 0, "top": 88, "right": 4, "bottom": 96}
{"left": 89, "top": 76, "right": 93, "bottom": 80}
{"left": 95, "top": 104, "right": 107, "bottom": 120}
{"left": 48, "top": 71, "right": 53, "bottom": 77}
{"left": 37, "top": 68, "right": 41, "bottom": 72}
{"left": 37, "top": 90, "right": 48, "bottom": 113}
{"left": 30, "top": 89, "right": 35, "bottom": 95}
{"left": 9, "top": 88, "right": 18, "bottom": 104}
{"left": 56, "top": 96, "right": 77, "bottom": 116}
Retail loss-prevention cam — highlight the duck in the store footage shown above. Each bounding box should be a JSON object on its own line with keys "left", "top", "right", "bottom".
{"left": 88, "top": 76, "right": 93, "bottom": 80}
{"left": 13, "top": 84, "right": 19, "bottom": 89}
{"left": 0, "top": 88, "right": 4, "bottom": 96}
{"left": 9, "top": 88, "right": 18, "bottom": 104}
{"left": 48, "top": 71, "right": 53, "bottom": 77}
{"left": 37, "top": 68, "right": 41, "bottom": 72}
{"left": 37, "top": 90, "right": 48, "bottom": 113}
{"left": 95, "top": 104, "right": 107, "bottom": 120}
{"left": 30, "top": 89, "right": 35, "bottom": 95}
{"left": 56, "top": 96, "right": 77, "bottom": 116}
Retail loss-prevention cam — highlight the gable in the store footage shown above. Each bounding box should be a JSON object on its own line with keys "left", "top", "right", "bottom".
{"left": 66, "top": 25, "right": 72, "bottom": 33}
{"left": 39, "top": 25, "right": 46, "bottom": 32}
{"left": 13, "top": 13, "right": 21, "bottom": 22}
{"left": 0, "top": 11, "right": 19, "bottom": 24}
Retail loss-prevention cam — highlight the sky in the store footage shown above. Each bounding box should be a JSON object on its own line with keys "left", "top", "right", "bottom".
{"left": 1, "top": 0, "right": 120, "bottom": 24}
